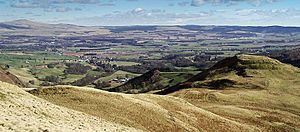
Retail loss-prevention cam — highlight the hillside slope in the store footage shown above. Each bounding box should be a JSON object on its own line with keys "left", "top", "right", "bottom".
{"left": 29, "top": 86, "right": 260, "bottom": 131}
{"left": 0, "top": 81, "right": 138, "bottom": 131}
{"left": 109, "top": 69, "right": 163, "bottom": 93}
{"left": 161, "top": 55, "right": 300, "bottom": 131}
{"left": 0, "top": 67, "right": 25, "bottom": 87}
{"left": 28, "top": 55, "right": 300, "bottom": 131}
{"left": 158, "top": 54, "right": 300, "bottom": 94}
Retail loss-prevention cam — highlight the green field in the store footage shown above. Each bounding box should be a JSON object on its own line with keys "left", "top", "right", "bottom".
{"left": 0, "top": 52, "right": 81, "bottom": 87}
{"left": 0, "top": 52, "right": 76, "bottom": 68}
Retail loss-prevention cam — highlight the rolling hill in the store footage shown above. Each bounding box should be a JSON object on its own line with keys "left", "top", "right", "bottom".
{"left": 0, "top": 81, "right": 139, "bottom": 131}
{"left": 28, "top": 55, "right": 300, "bottom": 131}
{"left": 29, "top": 85, "right": 261, "bottom": 131}
{"left": 0, "top": 19, "right": 110, "bottom": 36}
{"left": 157, "top": 54, "right": 300, "bottom": 94}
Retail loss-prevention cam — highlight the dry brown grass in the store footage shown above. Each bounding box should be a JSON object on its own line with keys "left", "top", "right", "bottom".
{"left": 0, "top": 82, "right": 139, "bottom": 131}
{"left": 168, "top": 55, "right": 300, "bottom": 131}
{"left": 172, "top": 88, "right": 300, "bottom": 131}
{"left": 30, "top": 85, "right": 293, "bottom": 132}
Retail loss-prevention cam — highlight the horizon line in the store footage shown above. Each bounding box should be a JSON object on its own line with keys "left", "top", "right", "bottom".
{"left": 1, "top": 19, "right": 300, "bottom": 28}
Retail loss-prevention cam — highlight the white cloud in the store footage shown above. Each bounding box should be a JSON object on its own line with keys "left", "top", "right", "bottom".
{"left": 10, "top": 0, "right": 100, "bottom": 8}
{"left": 52, "top": 8, "right": 300, "bottom": 26}
{"left": 191, "top": 0, "right": 278, "bottom": 6}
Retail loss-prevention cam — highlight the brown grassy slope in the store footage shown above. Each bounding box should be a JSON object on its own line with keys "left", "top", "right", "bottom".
{"left": 0, "top": 67, "right": 25, "bottom": 87}
{"left": 171, "top": 87, "right": 300, "bottom": 132}
{"left": 29, "top": 86, "right": 260, "bottom": 132}
{"left": 166, "top": 55, "right": 300, "bottom": 131}
{"left": 0, "top": 81, "right": 139, "bottom": 132}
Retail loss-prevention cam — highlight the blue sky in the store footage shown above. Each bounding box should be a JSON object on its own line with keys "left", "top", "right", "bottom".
{"left": 0, "top": 0, "right": 300, "bottom": 26}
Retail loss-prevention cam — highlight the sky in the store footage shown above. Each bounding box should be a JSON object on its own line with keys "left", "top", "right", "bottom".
{"left": 0, "top": 0, "right": 300, "bottom": 26}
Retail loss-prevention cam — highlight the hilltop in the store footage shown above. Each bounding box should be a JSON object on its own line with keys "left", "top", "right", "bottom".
{"left": 157, "top": 54, "right": 300, "bottom": 94}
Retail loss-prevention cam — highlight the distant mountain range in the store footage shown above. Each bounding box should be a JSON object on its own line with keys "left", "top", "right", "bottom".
{"left": 1, "top": 20, "right": 300, "bottom": 36}
{"left": 0, "top": 19, "right": 110, "bottom": 36}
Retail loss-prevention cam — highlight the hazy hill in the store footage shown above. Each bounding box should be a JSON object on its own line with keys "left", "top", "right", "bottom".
{"left": 180, "top": 25, "right": 300, "bottom": 34}
{"left": 0, "top": 81, "right": 138, "bottom": 131}
{"left": 29, "top": 55, "right": 300, "bottom": 131}
{"left": 2, "top": 20, "right": 300, "bottom": 37}
{"left": 0, "top": 19, "right": 110, "bottom": 36}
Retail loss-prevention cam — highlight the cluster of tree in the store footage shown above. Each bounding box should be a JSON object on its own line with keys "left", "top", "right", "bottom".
{"left": 88, "top": 60, "right": 117, "bottom": 73}
{"left": 164, "top": 54, "right": 204, "bottom": 67}
{"left": 109, "top": 69, "right": 165, "bottom": 93}
{"left": 40, "top": 75, "right": 62, "bottom": 86}
{"left": 194, "top": 55, "right": 211, "bottom": 62}
{"left": 193, "top": 55, "right": 217, "bottom": 69}
{"left": 118, "top": 62, "right": 177, "bottom": 74}
{"left": 93, "top": 81, "right": 111, "bottom": 89}
{"left": 265, "top": 48, "right": 300, "bottom": 68}
{"left": 44, "top": 75, "right": 61, "bottom": 83}
{"left": 162, "top": 54, "right": 222, "bottom": 69}
{"left": 64, "top": 63, "right": 92, "bottom": 75}
{"left": 47, "top": 63, "right": 58, "bottom": 68}
{"left": 167, "top": 57, "right": 194, "bottom": 67}
{"left": 72, "top": 72, "right": 111, "bottom": 86}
